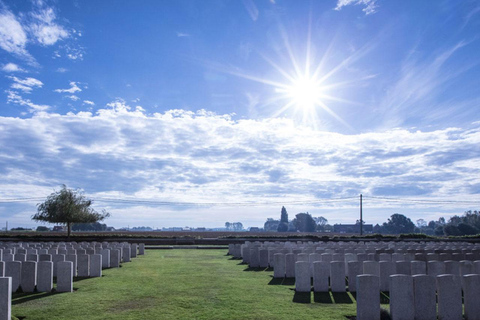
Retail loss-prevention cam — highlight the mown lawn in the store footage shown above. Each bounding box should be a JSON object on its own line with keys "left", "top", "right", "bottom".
{"left": 12, "top": 250, "right": 359, "bottom": 320}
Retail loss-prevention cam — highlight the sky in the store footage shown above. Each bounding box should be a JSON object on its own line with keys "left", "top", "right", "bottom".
{"left": 0, "top": 0, "right": 479, "bottom": 230}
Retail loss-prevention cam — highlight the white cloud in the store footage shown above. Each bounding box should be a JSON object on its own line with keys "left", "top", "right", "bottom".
{"left": 67, "top": 95, "right": 79, "bottom": 101}
{"left": 9, "top": 76, "right": 43, "bottom": 93}
{"left": 2, "top": 62, "right": 25, "bottom": 72}
{"left": 0, "top": 103, "right": 479, "bottom": 227}
{"left": 30, "top": 7, "right": 68, "bottom": 45}
{"left": 335, "top": 0, "right": 378, "bottom": 15}
{"left": 0, "top": 8, "right": 32, "bottom": 60}
{"left": 56, "top": 67, "right": 67, "bottom": 73}
{"left": 176, "top": 32, "right": 190, "bottom": 37}
{"left": 54, "top": 81, "right": 81, "bottom": 93}
{"left": 83, "top": 100, "right": 95, "bottom": 105}
{"left": 6, "top": 90, "right": 49, "bottom": 111}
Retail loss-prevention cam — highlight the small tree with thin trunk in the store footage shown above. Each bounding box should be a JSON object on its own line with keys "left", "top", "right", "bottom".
{"left": 32, "top": 185, "right": 110, "bottom": 238}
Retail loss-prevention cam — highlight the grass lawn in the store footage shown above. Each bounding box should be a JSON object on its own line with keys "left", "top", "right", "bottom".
{"left": 12, "top": 250, "right": 360, "bottom": 320}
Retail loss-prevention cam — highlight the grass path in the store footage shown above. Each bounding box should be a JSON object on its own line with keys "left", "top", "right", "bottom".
{"left": 12, "top": 250, "right": 357, "bottom": 320}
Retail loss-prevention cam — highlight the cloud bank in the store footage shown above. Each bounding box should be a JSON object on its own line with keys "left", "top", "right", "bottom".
{"left": 1, "top": 101, "right": 479, "bottom": 227}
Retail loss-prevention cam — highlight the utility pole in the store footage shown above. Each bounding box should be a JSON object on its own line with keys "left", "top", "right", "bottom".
{"left": 360, "top": 194, "right": 363, "bottom": 236}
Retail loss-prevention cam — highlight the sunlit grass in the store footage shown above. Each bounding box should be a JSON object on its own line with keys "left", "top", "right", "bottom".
{"left": 12, "top": 250, "right": 358, "bottom": 320}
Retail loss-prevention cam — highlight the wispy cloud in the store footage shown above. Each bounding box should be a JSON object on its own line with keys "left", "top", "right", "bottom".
{"left": 176, "top": 32, "right": 190, "bottom": 37}
{"left": 6, "top": 90, "right": 49, "bottom": 111}
{"left": 2, "top": 62, "right": 25, "bottom": 72}
{"left": 243, "top": 0, "right": 259, "bottom": 21}
{"left": 67, "top": 95, "right": 79, "bottom": 101}
{"left": 83, "top": 100, "right": 95, "bottom": 105}
{"left": 29, "top": 6, "right": 69, "bottom": 45}
{"left": 9, "top": 76, "right": 43, "bottom": 93}
{"left": 54, "top": 81, "right": 81, "bottom": 93}
{"left": 0, "top": 8, "right": 33, "bottom": 62}
{"left": 377, "top": 41, "right": 471, "bottom": 128}
{"left": 335, "top": 0, "right": 378, "bottom": 15}
{"left": 56, "top": 67, "right": 67, "bottom": 73}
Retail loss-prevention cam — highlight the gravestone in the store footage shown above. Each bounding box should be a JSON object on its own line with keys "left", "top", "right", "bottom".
{"left": 4, "top": 261, "right": 21, "bottom": 292}
{"left": 356, "top": 275, "right": 380, "bottom": 320}
{"left": 313, "top": 261, "right": 329, "bottom": 292}
{"left": 273, "top": 253, "right": 285, "bottom": 278}
{"left": 389, "top": 275, "right": 414, "bottom": 320}
{"left": 330, "top": 261, "right": 346, "bottom": 292}
{"left": 90, "top": 254, "right": 102, "bottom": 277}
{"left": 0, "top": 277, "right": 11, "bottom": 320}
{"left": 37, "top": 261, "right": 53, "bottom": 292}
{"left": 20, "top": 261, "right": 37, "bottom": 293}
{"left": 56, "top": 261, "right": 73, "bottom": 292}
{"left": 463, "top": 274, "right": 480, "bottom": 320}
{"left": 412, "top": 275, "right": 436, "bottom": 320}
{"left": 436, "top": 274, "right": 462, "bottom": 320}
{"left": 101, "top": 249, "right": 111, "bottom": 269}
{"left": 77, "top": 254, "right": 90, "bottom": 277}
{"left": 295, "top": 261, "right": 311, "bottom": 292}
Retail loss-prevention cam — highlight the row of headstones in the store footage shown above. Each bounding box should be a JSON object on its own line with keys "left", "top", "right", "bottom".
{"left": 0, "top": 241, "right": 146, "bottom": 320}
{"left": 0, "top": 242, "right": 146, "bottom": 293}
{"left": 228, "top": 240, "right": 480, "bottom": 258}
{"left": 356, "top": 274, "right": 480, "bottom": 320}
{"left": 228, "top": 241, "right": 480, "bottom": 269}
{"left": 290, "top": 257, "right": 480, "bottom": 293}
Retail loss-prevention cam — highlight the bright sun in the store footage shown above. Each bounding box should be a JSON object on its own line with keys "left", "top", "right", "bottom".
{"left": 282, "top": 76, "right": 323, "bottom": 111}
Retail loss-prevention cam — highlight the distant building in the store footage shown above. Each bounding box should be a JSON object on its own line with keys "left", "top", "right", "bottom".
{"left": 333, "top": 224, "right": 373, "bottom": 234}
{"left": 53, "top": 226, "right": 64, "bottom": 232}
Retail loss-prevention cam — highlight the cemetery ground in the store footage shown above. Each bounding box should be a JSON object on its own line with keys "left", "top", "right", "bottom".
{"left": 10, "top": 249, "right": 365, "bottom": 320}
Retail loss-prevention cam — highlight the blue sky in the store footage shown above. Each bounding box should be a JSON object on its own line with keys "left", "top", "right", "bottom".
{"left": 1, "top": 0, "right": 479, "bottom": 229}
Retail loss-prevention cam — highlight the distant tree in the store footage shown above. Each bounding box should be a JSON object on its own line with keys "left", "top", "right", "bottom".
{"left": 32, "top": 185, "right": 110, "bottom": 238}
{"left": 294, "top": 213, "right": 316, "bottom": 232}
{"left": 416, "top": 219, "right": 427, "bottom": 228}
{"left": 277, "top": 207, "right": 289, "bottom": 232}
{"left": 264, "top": 219, "right": 280, "bottom": 232}
{"left": 36, "top": 226, "right": 50, "bottom": 232}
{"left": 384, "top": 213, "right": 415, "bottom": 234}
{"left": 457, "top": 223, "right": 478, "bottom": 235}
{"left": 288, "top": 220, "right": 297, "bottom": 232}
{"left": 314, "top": 216, "right": 328, "bottom": 226}
{"left": 232, "top": 222, "right": 243, "bottom": 231}
{"left": 443, "top": 225, "right": 461, "bottom": 236}
{"left": 72, "top": 222, "right": 107, "bottom": 231}
{"left": 225, "top": 222, "right": 231, "bottom": 231}
{"left": 280, "top": 206, "right": 288, "bottom": 223}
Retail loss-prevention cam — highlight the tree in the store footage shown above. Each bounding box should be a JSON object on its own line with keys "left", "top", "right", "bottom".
{"left": 225, "top": 222, "right": 231, "bottom": 231}
{"left": 264, "top": 219, "right": 280, "bottom": 232}
{"left": 33, "top": 185, "right": 110, "bottom": 238}
{"left": 36, "top": 226, "right": 50, "bottom": 232}
{"left": 294, "top": 213, "right": 316, "bottom": 232}
{"left": 232, "top": 222, "right": 243, "bottom": 231}
{"left": 277, "top": 206, "right": 289, "bottom": 232}
{"left": 280, "top": 206, "right": 288, "bottom": 223}
{"left": 384, "top": 213, "right": 415, "bottom": 234}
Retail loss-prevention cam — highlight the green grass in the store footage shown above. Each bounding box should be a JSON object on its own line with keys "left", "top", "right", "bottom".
{"left": 12, "top": 250, "right": 359, "bottom": 320}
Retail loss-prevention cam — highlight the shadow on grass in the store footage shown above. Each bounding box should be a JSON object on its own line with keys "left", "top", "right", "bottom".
{"left": 243, "top": 267, "right": 267, "bottom": 272}
{"left": 12, "top": 290, "right": 69, "bottom": 305}
{"left": 228, "top": 257, "right": 242, "bottom": 260}
{"left": 332, "top": 292, "right": 354, "bottom": 304}
{"left": 293, "top": 291, "right": 311, "bottom": 303}
{"left": 265, "top": 267, "right": 274, "bottom": 272}
{"left": 313, "top": 292, "right": 333, "bottom": 303}
{"left": 267, "top": 276, "right": 295, "bottom": 286}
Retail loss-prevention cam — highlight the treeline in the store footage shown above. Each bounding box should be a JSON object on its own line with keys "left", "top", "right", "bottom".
{"left": 264, "top": 206, "right": 331, "bottom": 232}
{"left": 264, "top": 207, "right": 480, "bottom": 236}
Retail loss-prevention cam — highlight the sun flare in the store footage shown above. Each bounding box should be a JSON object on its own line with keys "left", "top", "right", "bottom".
{"left": 280, "top": 75, "right": 324, "bottom": 111}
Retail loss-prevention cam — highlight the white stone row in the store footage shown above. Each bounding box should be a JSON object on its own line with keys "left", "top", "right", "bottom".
{"left": 0, "top": 241, "right": 146, "bottom": 294}
{"left": 357, "top": 273, "right": 480, "bottom": 320}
